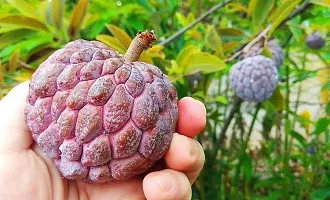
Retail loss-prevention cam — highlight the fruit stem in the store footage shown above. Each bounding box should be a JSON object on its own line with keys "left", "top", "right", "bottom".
{"left": 124, "top": 30, "right": 157, "bottom": 63}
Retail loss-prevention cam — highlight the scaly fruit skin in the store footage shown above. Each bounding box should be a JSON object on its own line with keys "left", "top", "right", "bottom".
{"left": 24, "top": 39, "right": 178, "bottom": 183}
{"left": 305, "top": 32, "right": 325, "bottom": 49}
{"left": 240, "top": 40, "right": 284, "bottom": 68}
{"left": 229, "top": 55, "right": 278, "bottom": 102}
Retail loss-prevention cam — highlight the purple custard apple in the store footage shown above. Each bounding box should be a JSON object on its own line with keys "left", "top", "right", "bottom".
{"left": 305, "top": 32, "right": 325, "bottom": 50}
{"left": 24, "top": 31, "right": 179, "bottom": 183}
{"left": 229, "top": 55, "right": 278, "bottom": 102}
{"left": 239, "top": 39, "right": 284, "bottom": 68}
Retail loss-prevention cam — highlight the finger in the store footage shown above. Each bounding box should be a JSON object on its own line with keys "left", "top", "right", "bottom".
{"left": 143, "top": 169, "right": 191, "bottom": 200}
{"left": 177, "top": 97, "right": 206, "bottom": 138}
{"left": 77, "top": 178, "right": 145, "bottom": 200}
{"left": 164, "top": 133, "right": 205, "bottom": 184}
{"left": 0, "top": 82, "right": 32, "bottom": 152}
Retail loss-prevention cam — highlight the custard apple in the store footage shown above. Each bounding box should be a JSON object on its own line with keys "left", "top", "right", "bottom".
{"left": 305, "top": 32, "right": 325, "bottom": 49}
{"left": 24, "top": 31, "right": 178, "bottom": 183}
{"left": 229, "top": 55, "right": 278, "bottom": 102}
{"left": 240, "top": 40, "right": 284, "bottom": 68}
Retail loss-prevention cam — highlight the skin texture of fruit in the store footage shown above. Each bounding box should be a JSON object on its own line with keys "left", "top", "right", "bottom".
{"left": 229, "top": 55, "right": 278, "bottom": 102}
{"left": 24, "top": 38, "right": 179, "bottom": 183}
{"left": 240, "top": 40, "right": 284, "bottom": 68}
{"left": 305, "top": 32, "right": 325, "bottom": 49}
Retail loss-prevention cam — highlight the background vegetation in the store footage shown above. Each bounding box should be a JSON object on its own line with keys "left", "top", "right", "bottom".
{"left": 0, "top": 0, "right": 329, "bottom": 199}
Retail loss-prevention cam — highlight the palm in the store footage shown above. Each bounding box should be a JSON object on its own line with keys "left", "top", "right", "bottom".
{"left": 0, "top": 82, "right": 206, "bottom": 200}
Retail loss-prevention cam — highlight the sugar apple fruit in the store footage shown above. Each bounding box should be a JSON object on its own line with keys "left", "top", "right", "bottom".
{"left": 229, "top": 55, "right": 278, "bottom": 102}
{"left": 240, "top": 40, "right": 284, "bottom": 68}
{"left": 305, "top": 32, "right": 325, "bottom": 49}
{"left": 24, "top": 31, "right": 178, "bottom": 183}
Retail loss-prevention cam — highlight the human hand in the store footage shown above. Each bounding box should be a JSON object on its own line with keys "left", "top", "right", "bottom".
{"left": 0, "top": 82, "right": 206, "bottom": 200}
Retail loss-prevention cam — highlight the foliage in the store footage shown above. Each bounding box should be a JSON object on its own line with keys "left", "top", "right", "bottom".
{"left": 0, "top": 0, "right": 329, "bottom": 199}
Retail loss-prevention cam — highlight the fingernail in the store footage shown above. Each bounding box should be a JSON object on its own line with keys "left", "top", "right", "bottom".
{"left": 154, "top": 173, "right": 174, "bottom": 192}
{"left": 195, "top": 100, "right": 206, "bottom": 115}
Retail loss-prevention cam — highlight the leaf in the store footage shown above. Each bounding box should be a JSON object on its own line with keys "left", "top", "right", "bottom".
{"left": 106, "top": 24, "right": 132, "bottom": 49}
{"left": 310, "top": 0, "right": 330, "bottom": 8}
{"left": 247, "top": 0, "right": 257, "bottom": 16}
{"left": 290, "top": 131, "right": 306, "bottom": 147}
{"left": 146, "top": 45, "right": 165, "bottom": 59}
{"left": 9, "top": 50, "right": 20, "bottom": 74}
{"left": 267, "top": 0, "right": 303, "bottom": 37}
{"left": 0, "top": 15, "right": 48, "bottom": 31}
{"left": 176, "top": 45, "right": 200, "bottom": 69}
{"left": 184, "top": 52, "right": 226, "bottom": 74}
{"left": 13, "top": 70, "right": 32, "bottom": 82}
{"left": 310, "top": 186, "right": 330, "bottom": 200}
{"left": 68, "top": 0, "right": 89, "bottom": 40}
{"left": 205, "top": 25, "right": 224, "bottom": 57}
{"left": 252, "top": 0, "right": 274, "bottom": 31}
{"left": 223, "top": 41, "right": 241, "bottom": 53}
{"left": 218, "top": 28, "right": 246, "bottom": 37}
{"left": 0, "top": 60, "right": 3, "bottom": 82}
{"left": 0, "top": 29, "right": 34, "bottom": 49}
{"left": 313, "top": 118, "right": 330, "bottom": 135}
{"left": 50, "top": 0, "right": 65, "bottom": 29}
{"left": 267, "top": 86, "right": 284, "bottom": 111}
{"left": 6, "top": 0, "right": 39, "bottom": 19}
{"left": 215, "top": 96, "right": 228, "bottom": 105}
{"left": 96, "top": 34, "right": 126, "bottom": 54}
{"left": 260, "top": 42, "right": 273, "bottom": 58}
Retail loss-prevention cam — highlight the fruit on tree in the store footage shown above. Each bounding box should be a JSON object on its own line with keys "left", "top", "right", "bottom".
{"left": 305, "top": 32, "right": 325, "bottom": 49}
{"left": 240, "top": 40, "right": 284, "bottom": 68}
{"left": 24, "top": 31, "right": 178, "bottom": 183}
{"left": 229, "top": 55, "right": 278, "bottom": 102}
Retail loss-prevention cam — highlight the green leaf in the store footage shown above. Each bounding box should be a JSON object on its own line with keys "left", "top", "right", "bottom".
{"left": 176, "top": 45, "right": 199, "bottom": 69}
{"left": 310, "top": 0, "right": 330, "bottom": 8}
{"left": 267, "top": 0, "right": 303, "bottom": 37}
{"left": 50, "top": 0, "right": 65, "bottom": 29}
{"left": 310, "top": 186, "right": 330, "bottom": 200}
{"left": 247, "top": 0, "right": 257, "bottom": 16}
{"left": 267, "top": 86, "right": 284, "bottom": 111}
{"left": 96, "top": 34, "right": 126, "bottom": 54}
{"left": 252, "top": 0, "right": 274, "bottom": 31}
{"left": 292, "top": 71, "right": 317, "bottom": 84}
{"left": 9, "top": 50, "right": 19, "bottom": 74}
{"left": 290, "top": 131, "right": 306, "bottom": 147}
{"left": 321, "top": 82, "right": 330, "bottom": 90}
{"left": 313, "top": 117, "right": 330, "bottom": 135}
{"left": 218, "top": 28, "right": 246, "bottom": 37}
{"left": 184, "top": 52, "right": 226, "bottom": 74}
{"left": 260, "top": 42, "right": 273, "bottom": 58}
{"left": 0, "top": 29, "right": 34, "bottom": 49}
{"left": 0, "top": 15, "right": 48, "bottom": 32}
{"left": 68, "top": 0, "right": 89, "bottom": 40}
{"left": 106, "top": 24, "right": 132, "bottom": 49}
{"left": 6, "top": 0, "right": 39, "bottom": 20}
{"left": 205, "top": 25, "right": 224, "bottom": 58}
{"left": 215, "top": 96, "right": 228, "bottom": 105}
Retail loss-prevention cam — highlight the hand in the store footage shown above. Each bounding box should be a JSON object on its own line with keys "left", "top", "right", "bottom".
{"left": 0, "top": 82, "right": 206, "bottom": 200}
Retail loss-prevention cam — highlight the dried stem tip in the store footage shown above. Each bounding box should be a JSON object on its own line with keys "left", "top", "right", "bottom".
{"left": 124, "top": 30, "right": 157, "bottom": 63}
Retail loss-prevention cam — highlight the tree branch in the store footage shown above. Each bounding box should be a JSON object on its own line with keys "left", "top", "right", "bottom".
{"left": 158, "top": 0, "right": 231, "bottom": 46}
{"left": 225, "top": 0, "right": 312, "bottom": 62}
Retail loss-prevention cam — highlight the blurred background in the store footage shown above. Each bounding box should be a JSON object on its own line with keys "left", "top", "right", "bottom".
{"left": 0, "top": 0, "right": 329, "bottom": 199}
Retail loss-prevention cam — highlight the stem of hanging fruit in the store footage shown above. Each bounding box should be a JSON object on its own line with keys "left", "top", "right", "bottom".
{"left": 124, "top": 30, "right": 157, "bottom": 63}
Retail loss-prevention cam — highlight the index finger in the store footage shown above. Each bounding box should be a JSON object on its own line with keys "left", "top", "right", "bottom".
{"left": 0, "top": 82, "right": 32, "bottom": 153}
{"left": 176, "top": 97, "right": 206, "bottom": 138}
